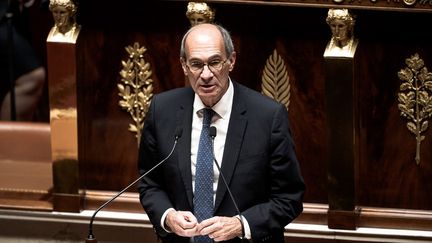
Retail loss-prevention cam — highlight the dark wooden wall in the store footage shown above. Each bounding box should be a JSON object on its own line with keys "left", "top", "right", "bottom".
{"left": 74, "top": 0, "right": 432, "bottom": 209}
{"left": 2, "top": 1, "right": 432, "bottom": 241}
{"left": 41, "top": 0, "right": 432, "bottom": 231}
{"left": 355, "top": 11, "right": 432, "bottom": 211}
{"left": 75, "top": 1, "right": 332, "bottom": 205}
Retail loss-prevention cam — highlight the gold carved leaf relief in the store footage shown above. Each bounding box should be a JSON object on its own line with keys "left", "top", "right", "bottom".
{"left": 397, "top": 53, "right": 432, "bottom": 165}
{"left": 118, "top": 42, "right": 154, "bottom": 146}
{"left": 261, "top": 49, "right": 291, "bottom": 111}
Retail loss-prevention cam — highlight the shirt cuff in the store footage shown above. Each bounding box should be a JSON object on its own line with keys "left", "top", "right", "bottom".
{"left": 160, "top": 208, "right": 175, "bottom": 233}
{"left": 236, "top": 215, "right": 251, "bottom": 240}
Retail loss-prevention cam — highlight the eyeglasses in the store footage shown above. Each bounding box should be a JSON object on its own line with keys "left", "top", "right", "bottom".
{"left": 186, "top": 59, "right": 228, "bottom": 73}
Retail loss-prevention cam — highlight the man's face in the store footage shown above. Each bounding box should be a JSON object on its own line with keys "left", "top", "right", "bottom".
{"left": 181, "top": 24, "right": 236, "bottom": 107}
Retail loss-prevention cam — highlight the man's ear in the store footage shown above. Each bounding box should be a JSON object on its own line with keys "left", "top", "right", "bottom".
{"left": 180, "top": 58, "right": 188, "bottom": 75}
{"left": 228, "top": 51, "right": 236, "bottom": 71}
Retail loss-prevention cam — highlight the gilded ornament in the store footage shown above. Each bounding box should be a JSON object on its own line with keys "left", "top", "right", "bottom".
{"left": 186, "top": 2, "right": 215, "bottom": 26}
{"left": 324, "top": 8, "right": 358, "bottom": 57}
{"left": 47, "top": 0, "right": 80, "bottom": 43}
{"left": 397, "top": 53, "right": 432, "bottom": 165}
{"left": 118, "top": 42, "right": 154, "bottom": 146}
{"left": 261, "top": 49, "right": 291, "bottom": 111}
{"left": 403, "top": 0, "right": 417, "bottom": 5}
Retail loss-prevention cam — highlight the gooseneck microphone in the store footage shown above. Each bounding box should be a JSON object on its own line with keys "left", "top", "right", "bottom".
{"left": 85, "top": 127, "right": 183, "bottom": 243}
{"left": 209, "top": 126, "right": 246, "bottom": 242}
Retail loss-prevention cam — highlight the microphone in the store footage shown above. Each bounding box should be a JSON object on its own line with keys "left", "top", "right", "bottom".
{"left": 85, "top": 127, "right": 183, "bottom": 242}
{"left": 209, "top": 126, "right": 246, "bottom": 241}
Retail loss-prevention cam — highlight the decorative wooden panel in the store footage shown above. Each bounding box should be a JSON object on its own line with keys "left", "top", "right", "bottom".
{"left": 38, "top": 0, "right": 432, "bottom": 231}
{"left": 355, "top": 10, "right": 432, "bottom": 210}
{"left": 75, "top": 2, "right": 330, "bottom": 207}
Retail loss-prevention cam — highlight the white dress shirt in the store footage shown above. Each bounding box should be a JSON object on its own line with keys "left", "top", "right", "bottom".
{"left": 190, "top": 80, "right": 233, "bottom": 200}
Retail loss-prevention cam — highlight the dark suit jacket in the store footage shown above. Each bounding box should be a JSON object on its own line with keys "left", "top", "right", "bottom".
{"left": 138, "top": 81, "right": 305, "bottom": 243}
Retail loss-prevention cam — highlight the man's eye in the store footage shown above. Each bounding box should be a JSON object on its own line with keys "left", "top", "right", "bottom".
{"left": 190, "top": 62, "right": 203, "bottom": 68}
{"left": 209, "top": 60, "right": 221, "bottom": 66}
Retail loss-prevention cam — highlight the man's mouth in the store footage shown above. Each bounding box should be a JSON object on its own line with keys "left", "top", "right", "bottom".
{"left": 200, "top": 84, "right": 215, "bottom": 92}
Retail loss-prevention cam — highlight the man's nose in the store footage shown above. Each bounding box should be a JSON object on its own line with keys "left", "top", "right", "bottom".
{"left": 200, "top": 65, "right": 214, "bottom": 78}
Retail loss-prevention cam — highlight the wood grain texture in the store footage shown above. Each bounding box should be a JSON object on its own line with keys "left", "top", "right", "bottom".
{"left": 46, "top": 1, "right": 432, "bottom": 213}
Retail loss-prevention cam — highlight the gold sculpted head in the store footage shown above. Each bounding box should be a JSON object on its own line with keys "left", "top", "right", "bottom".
{"left": 326, "top": 8, "right": 355, "bottom": 48}
{"left": 49, "top": 0, "right": 77, "bottom": 35}
{"left": 186, "top": 2, "right": 215, "bottom": 26}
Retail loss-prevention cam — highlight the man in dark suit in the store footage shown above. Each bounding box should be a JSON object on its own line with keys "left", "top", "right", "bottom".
{"left": 138, "top": 23, "right": 305, "bottom": 243}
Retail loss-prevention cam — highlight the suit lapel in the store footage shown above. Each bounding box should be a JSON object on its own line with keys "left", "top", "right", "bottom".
{"left": 214, "top": 83, "right": 248, "bottom": 213}
{"left": 176, "top": 90, "right": 194, "bottom": 209}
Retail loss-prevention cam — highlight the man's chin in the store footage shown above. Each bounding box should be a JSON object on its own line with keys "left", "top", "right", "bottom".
{"left": 198, "top": 94, "right": 217, "bottom": 107}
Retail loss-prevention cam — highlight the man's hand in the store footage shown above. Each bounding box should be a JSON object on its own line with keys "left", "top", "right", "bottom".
{"left": 197, "top": 216, "right": 243, "bottom": 242}
{"left": 165, "top": 210, "right": 199, "bottom": 237}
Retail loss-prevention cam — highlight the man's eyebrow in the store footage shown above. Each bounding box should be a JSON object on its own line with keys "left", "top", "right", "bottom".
{"left": 188, "top": 58, "right": 203, "bottom": 62}
{"left": 188, "top": 55, "right": 223, "bottom": 62}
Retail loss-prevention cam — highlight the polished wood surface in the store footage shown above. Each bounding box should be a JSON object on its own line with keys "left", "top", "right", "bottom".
{"left": 2, "top": 0, "right": 431, "bottom": 234}
{"left": 198, "top": 0, "right": 432, "bottom": 12}
{"left": 325, "top": 57, "right": 358, "bottom": 229}
{"left": 0, "top": 121, "right": 52, "bottom": 211}
{"left": 76, "top": 1, "right": 187, "bottom": 193}
{"left": 1, "top": 207, "right": 432, "bottom": 243}
{"left": 76, "top": 2, "right": 330, "bottom": 207}
{"left": 47, "top": 40, "right": 81, "bottom": 212}
{"left": 355, "top": 11, "right": 432, "bottom": 211}
{"left": 73, "top": 1, "right": 432, "bottom": 212}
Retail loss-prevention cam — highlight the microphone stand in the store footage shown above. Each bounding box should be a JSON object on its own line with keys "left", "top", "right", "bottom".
{"left": 209, "top": 127, "right": 246, "bottom": 242}
{"left": 86, "top": 130, "right": 182, "bottom": 242}
{"left": 5, "top": 0, "right": 16, "bottom": 120}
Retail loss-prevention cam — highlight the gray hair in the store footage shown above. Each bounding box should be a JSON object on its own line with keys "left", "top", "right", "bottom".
{"left": 180, "top": 24, "right": 235, "bottom": 59}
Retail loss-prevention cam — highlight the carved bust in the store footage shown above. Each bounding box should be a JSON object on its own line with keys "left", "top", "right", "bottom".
{"left": 47, "top": 0, "right": 80, "bottom": 43}
{"left": 324, "top": 8, "right": 358, "bottom": 57}
{"left": 185, "top": 2, "right": 215, "bottom": 26}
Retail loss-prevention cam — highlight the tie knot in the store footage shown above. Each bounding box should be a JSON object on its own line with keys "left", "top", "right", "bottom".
{"left": 202, "top": 108, "right": 214, "bottom": 126}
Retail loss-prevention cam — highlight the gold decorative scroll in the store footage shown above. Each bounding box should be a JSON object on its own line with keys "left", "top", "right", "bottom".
{"left": 118, "top": 42, "right": 154, "bottom": 146}
{"left": 261, "top": 49, "right": 291, "bottom": 111}
{"left": 397, "top": 53, "right": 432, "bottom": 165}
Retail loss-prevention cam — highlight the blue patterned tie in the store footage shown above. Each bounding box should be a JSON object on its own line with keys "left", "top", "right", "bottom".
{"left": 194, "top": 108, "right": 214, "bottom": 243}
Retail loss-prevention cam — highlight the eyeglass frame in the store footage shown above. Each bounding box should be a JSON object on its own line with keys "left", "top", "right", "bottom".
{"left": 183, "top": 58, "right": 230, "bottom": 74}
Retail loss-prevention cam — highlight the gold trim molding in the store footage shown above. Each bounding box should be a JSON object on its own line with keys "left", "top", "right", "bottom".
{"left": 164, "top": 0, "right": 432, "bottom": 12}
{"left": 261, "top": 49, "right": 291, "bottom": 111}
{"left": 118, "top": 42, "right": 154, "bottom": 146}
{"left": 397, "top": 53, "right": 432, "bottom": 165}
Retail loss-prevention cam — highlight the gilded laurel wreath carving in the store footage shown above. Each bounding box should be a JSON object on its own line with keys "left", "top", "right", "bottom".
{"left": 118, "top": 42, "right": 154, "bottom": 146}
{"left": 261, "top": 49, "right": 291, "bottom": 111}
{"left": 397, "top": 53, "right": 432, "bottom": 165}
